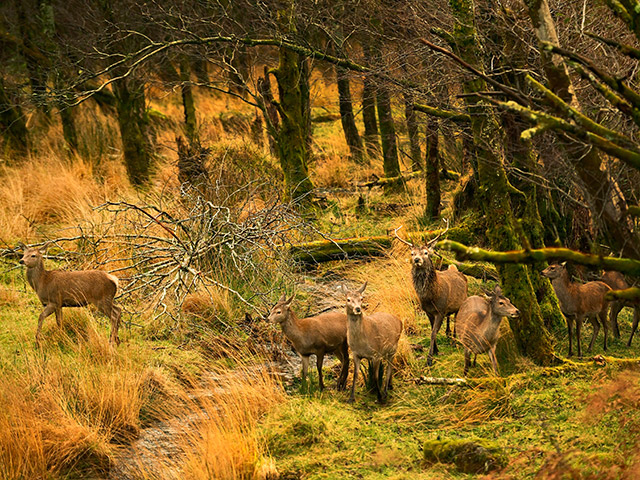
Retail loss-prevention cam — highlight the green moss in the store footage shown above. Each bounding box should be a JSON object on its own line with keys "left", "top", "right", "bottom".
{"left": 422, "top": 437, "right": 507, "bottom": 473}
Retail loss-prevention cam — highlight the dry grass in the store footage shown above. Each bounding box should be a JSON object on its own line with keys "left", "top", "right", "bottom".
{"left": 0, "top": 329, "right": 171, "bottom": 479}
{"left": 124, "top": 360, "right": 285, "bottom": 480}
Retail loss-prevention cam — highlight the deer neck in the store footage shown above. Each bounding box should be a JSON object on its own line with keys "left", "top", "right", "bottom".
{"left": 483, "top": 304, "right": 504, "bottom": 339}
{"left": 26, "top": 259, "right": 46, "bottom": 292}
{"left": 280, "top": 309, "right": 305, "bottom": 346}
{"left": 412, "top": 261, "right": 436, "bottom": 298}
{"left": 551, "top": 270, "right": 579, "bottom": 312}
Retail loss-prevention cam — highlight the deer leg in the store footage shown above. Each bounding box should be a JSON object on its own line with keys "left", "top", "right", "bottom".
{"left": 464, "top": 349, "right": 471, "bottom": 376}
{"left": 301, "top": 355, "right": 310, "bottom": 389}
{"left": 600, "top": 310, "right": 608, "bottom": 352}
{"left": 380, "top": 360, "right": 393, "bottom": 404}
{"left": 336, "top": 341, "right": 349, "bottom": 391}
{"left": 349, "top": 356, "right": 361, "bottom": 403}
{"left": 473, "top": 354, "right": 477, "bottom": 367}
{"left": 372, "top": 359, "right": 382, "bottom": 402}
{"left": 488, "top": 346, "right": 499, "bottom": 375}
{"left": 445, "top": 315, "right": 451, "bottom": 338}
{"left": 110, "top": 304, "right": 122, "bottom": 346}
{"left": 576, "top": 315, "right": 583, "bottom": 357}
{"left": 54, "top": 307, "right": 63, "bottom": 328}
{"left": 628, "top": 308, "right": 639, "bottom": 347}
{"left": 316, "top": 352, "right": 325, "bottom": 391}
{"left": 610, "top": 301, "right": 623, "bottom": 339}
{"left": 567, "top": 316, "right": 573, "bottom": 357}
{"left": 427, "top": 314, "right": 443, "bottom": 366}
{"left": 36, "top": 304, "right": 57, "bottom": 345}
{"left": 587, "top": 316, "right": 599, "bottom": 353}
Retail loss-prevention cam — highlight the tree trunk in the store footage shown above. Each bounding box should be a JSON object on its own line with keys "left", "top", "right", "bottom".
{"left": 0, "top": 78, "right": 29, "bottom": 157}
{"left": 450, "top": 0, "right": 557, "bottom": 365}
{"left": 526, "top": 0, "right": 640, "bottom": 260}
{"left": 404, "top": 92, "right": 422, "bottom": 171}
{"left": 257, "top": 67, "right": 279, "bottom": 155}
{"left": 362, "top": 44, "right": 380, "bottom": 158}
{"left": 337, "top": 66, "right": 365, "bottom": 163}
{"left": 300, "top": 55, "right": 313, "bottom": 152}
{"left": 272, "top": 47, "right": 314, "bottom": 200}
{"left": 179, "top": 60, "right": 198, "bottom": 145}
{"left": 376, "top": 84, "right": 402, "bottom": 193}
{"left": 113, "top": 79, "right": 153, "bottom": 186}
{"left": 425, "top": 118, "right": 441, "bottom": 220}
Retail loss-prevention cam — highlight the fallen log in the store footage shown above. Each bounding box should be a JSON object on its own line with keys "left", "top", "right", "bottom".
{"left": 414, "top": 376, "right": 468, "bottom": 386}
{"left": 288, "top": 235, "right": 498, "bottom": 280}
{"left": 356, "top": 168, "right": 460, "bottom": 188}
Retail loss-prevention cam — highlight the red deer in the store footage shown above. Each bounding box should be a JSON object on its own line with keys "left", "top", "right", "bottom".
{"left": 456, "top": 285, "right": 519, "bottom": 375}
{"left": 542, "top": 263, "right": 610, "bottom": 356}
{"left": 601, "top": 271, "right": 640, "bottom": 347}
{"left": 268, "top": 293, "right": 349, "bottom": 390}
{"left": 342, "top": 282, "right": 403, "bottom": 404}
{"left": 397, "top": 224, "right": 467, "bottom": 366}
{"left": 20, "top": 247, "right": 121, "bottom": 345}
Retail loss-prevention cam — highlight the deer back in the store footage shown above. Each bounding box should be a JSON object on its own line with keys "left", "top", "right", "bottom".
{"left": 602, "top": 271, "right": 628, "bottom": 291}
{"left": 297, "top": 311, "right": 348, "bottom": 352}
{"left": 350, "top": 312, "right": 402, "bottom": 359}
{"left": 577, "top": 281, "right": 611, "bottom": 315}
{"left": 437, "top": 266, "right": 468, "bottom": 313}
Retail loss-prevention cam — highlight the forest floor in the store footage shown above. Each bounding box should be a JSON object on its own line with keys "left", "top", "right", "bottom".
{"left": 1, "top": 77, "right": 640, "bottom": 479}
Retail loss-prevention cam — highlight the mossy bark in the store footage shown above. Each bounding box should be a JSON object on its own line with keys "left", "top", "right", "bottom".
{"left": 272, "top": 46, "right": 314, "bottom": 200}
{"left": 376, "top": 84, "right": 402, "bottom": 193}
{"left": 179, "top": 60, "right": 199, "bottom": 144}
{"left": 450, "top": 0, "right": 557, "bottom": 365}
{"left": 425, "top": 118, "right": 441, "bottom": 220}
{"left": 113, "top": 79, "right": 153, "bottom": 186}
{"left": 404, "top": 92, "right": 422, "bottom": 171}
{"left": 336, "top": 66, "right": 365, "bottom": 163}
{"left": 361, "top": 44, "right": 380, "bottom": 158}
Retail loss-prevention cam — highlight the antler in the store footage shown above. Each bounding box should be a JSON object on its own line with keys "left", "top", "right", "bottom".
{"left": 392, "top": 225, "right": 414, "bottom": 248}
{"left": 426, "top": 218, "right": 450, "bottom": 247}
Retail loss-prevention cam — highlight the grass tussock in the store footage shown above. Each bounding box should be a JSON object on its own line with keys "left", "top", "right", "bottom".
{"left": 0, "top": 334, "right": 171, "bottom": 479}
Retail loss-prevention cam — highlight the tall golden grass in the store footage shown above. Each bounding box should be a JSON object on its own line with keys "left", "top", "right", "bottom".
{"left": 0, "top": 321, "right": 172, "bottom": 479}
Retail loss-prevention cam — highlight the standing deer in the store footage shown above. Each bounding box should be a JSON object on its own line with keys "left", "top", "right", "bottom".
{"left": 20, "top": 247, "right": 122, "bottom": 345}
{"left": 601, "top": 271, "right": 640, "bottom": 346}
{"left": 395, "top": 223, "right": 468, "bottom": 366}
{"left": 456, "top": 285, "right": 519, "bottom": 375}
{"left": 268, "top": 293, "right": 349, "bottom": 390}
{"left": 342, "top": 282, "right": 402, "bottom": 404}
{"left": 542, "top": 263, "right": 611, "bottom": 356}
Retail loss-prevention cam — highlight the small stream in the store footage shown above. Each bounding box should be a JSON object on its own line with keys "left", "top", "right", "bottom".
{"left": 108, "top": 350, "right": 303, "bottom": 480}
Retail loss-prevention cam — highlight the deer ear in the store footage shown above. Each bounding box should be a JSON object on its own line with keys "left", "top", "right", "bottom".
{"left": 561, "top": 261, "right": 567, "bottom": 267}
{"left": 279, "top": 292, "right": 287, "bottom": 303}
{"left": 285, "top": 294, "right": 295, "bottom": 306}
{"left": 493, "top": 285, "right": 502, "bottom": 296}
{"left": 358, "top": 281, "right": 367, "bottom": 294}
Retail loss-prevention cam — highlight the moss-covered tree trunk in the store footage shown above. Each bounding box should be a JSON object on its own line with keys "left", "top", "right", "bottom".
{"left": 376, "top": 83, "right": 402, "bottom": 193}
{"left": 337, "top": 66, "right": 365, "bottom": 163}
{"left": 272, "top": 47, "right": 314, "bottom": 200}
{"left": 361, "top": 44, "right": 380, "bottom": 158}
{"left": 113, "top": 78, "right": 153, "bottom": 186}
{"left": 425, "top": 118, "right": 441, "bottom": 220}
{"left": 526, "top": 0, "right": 640, "bottom": 260}
{"left": 0, "top": 78, "right": 29, "bottom": 157}
{"left": 179, "top": 60, "right": 198, "bottom": 145}
{"left": 450, "top": 0, "right": 557, "bottom": 365}
{"left": 404, "top": 92, "right": 422, "bottom": 171}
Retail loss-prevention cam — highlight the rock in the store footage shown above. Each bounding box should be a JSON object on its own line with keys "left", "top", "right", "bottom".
{"left": 422, "top": 438, "right": 507, "bottom": 474}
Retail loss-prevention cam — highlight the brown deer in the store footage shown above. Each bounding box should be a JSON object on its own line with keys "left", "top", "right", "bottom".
{"left": 542, "top": 263, "right": 611, "bottom": 356}
{"left": 456, "top": 285, "right": 519, "bottom": 375}
{"left": 20, "top": 247, "right": 122, "bottom": 345}
{"left": 342, "top": 282, "right": 403, "bottom": 404}
{"left": 601, "top": 271, "right": 640, "bottom": 346}
{"left": 395, "top": 223, "right": 467, "bottom": 366}
{"left": 268, "top": 293, "right": 349, "bottom": 390}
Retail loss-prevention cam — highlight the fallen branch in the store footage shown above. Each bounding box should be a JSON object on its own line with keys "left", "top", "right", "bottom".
{"left": 606, "top": 287, "right": 640, "bottom": 302}
{"left": 356, "top": 169, "right": 460, "bottom": 188}
{"left": 414, "top": 376, "right": 468, "bottom": 386}
{"left": 439, "top": 240, "right": 640, "bottom": 276}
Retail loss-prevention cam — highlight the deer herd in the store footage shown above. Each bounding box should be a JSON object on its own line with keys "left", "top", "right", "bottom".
{"left": 17, "top": 232, "right": 638, "bottom": 404}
